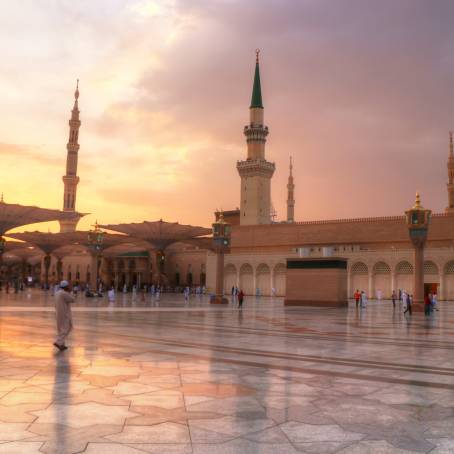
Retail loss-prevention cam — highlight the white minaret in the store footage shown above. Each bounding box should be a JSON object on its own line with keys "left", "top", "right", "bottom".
{"left": 60, "top": 80, "right": 81, "bottom": 232}
{"left": 287, "top": 156, "right": 295, "bottom": 222}
{"left": 237, "top": 50, "right": 275, "bottom": 225}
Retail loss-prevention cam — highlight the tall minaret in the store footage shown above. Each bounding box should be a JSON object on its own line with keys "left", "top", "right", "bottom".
{"left": 60, "top": 80, "right": 81, "bottom": 232}
{"left": 287, "top": 156, "right": 295, "bottom": 222}
{"left": 446, "top": 131, "right": 454, "bottom": 214}
{"left": 237, "top": 50, "right": 275, "bottom": 225}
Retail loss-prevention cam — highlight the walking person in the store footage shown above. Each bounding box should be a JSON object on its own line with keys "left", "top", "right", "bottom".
{"left": 54, "top": 280, "right": 75, "bottom": 351}
{"left": 424, "top": 293, "right": 432, "bottom": 316}
{"left": 360, "top": 291, "right": 368, "bottom": 309}
{"left": 432, "top": 293, "right": 439, "bottom": 311}
{"left": 354, "top": 289, "right": 361, "bottom": 308}
{"left": 404, "top": 294, "right": 412, "bottom": 315}
{"left": 238, "top": 289, "right": 244, "bottom": 309}
{"left": 391, "top": 290, "right": 396, "bottom": 308}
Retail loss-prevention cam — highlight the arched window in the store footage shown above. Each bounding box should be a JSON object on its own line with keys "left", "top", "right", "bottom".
{"left": 444, "top": 261, "right": 454, "bottom": 274}
{"left": 396, "top": 261, "right": 413, "bottom": 274}
{"left": 424, "top": 261, "right": 438, "bottom": 274}
{"left": 373, "top": 262, "right": 391, "bottom": 274}
{"left": 351, "top": 262, "right": 368, "bottom": 274}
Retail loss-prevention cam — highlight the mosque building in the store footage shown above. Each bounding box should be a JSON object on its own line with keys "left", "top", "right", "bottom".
{"left": 204, "top": 52, "right": 454, "bottom": 301}
{"left": 5, "top": 52, "right": 454, "bottom": 300}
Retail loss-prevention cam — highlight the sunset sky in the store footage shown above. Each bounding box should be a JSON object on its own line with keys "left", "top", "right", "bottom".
{"left": 2, "top": 0, "right": 454, "bottom": 231}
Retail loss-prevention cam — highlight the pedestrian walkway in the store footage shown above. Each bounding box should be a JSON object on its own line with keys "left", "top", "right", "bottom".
{"left": 0, "top": 292, "right": 453, "bottom": 453}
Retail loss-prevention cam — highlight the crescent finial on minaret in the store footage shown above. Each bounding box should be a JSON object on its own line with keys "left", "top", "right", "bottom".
{"left": 450, "top": 130, "right": 453, "bottom": 155}
{"left": 255, "top": 48, "right": 260, "bottom": 64}
{"left": 75, "top": 79, "right": 80, "bottom": 100}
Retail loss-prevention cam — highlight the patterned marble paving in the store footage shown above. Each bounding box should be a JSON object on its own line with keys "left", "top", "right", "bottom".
{"left": 0, "top": 290, "right": 454, "bottom": 453}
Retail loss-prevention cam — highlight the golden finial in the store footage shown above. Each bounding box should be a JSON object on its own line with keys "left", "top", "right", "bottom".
{"left": 413, "top": 192, "right": 424, "bottom": 210}
{"left": 450, "top": 131, "right": 453, "bottom": 155}
{"left": 91, "top": 220, "right": 100, "bottom": 232}
{"left": 74, "top": 78, "right": 79, "bottom": 100}
{"left": 218, "top": 210, "right": 226, "bottom": 223}
{"left": 0, "top": 193, "right": 4, "bottom": 203}
{"left": 255, "top": 48, "right": 260, "bottom": 64}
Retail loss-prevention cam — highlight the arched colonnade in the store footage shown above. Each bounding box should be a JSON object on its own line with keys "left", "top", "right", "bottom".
{"left": 224, "top": 262, "right": 286, "bottom": 296}
{"left": 349, "top": 258, "right": 454, "bottom": 300}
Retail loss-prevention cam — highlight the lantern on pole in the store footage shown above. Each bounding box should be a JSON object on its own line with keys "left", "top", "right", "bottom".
{"left": 404, "top": 193, "right": 431, "bottom": 311}
{"left": 88, "top": 221, "right": 104, "bottom": 287}
{"left": 211, "top": 212, "right": 231, "bottom": 304}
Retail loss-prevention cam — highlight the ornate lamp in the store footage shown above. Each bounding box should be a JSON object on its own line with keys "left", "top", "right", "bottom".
{"left": 405, "top": 193, "right": 431, "bottom": 242}
{"left": 211, "top": 213, "right": 231, "bottom": 304}
{"left": 212, "top": 213, "right": 231, "bottom": 250}
{"left": 87, "top": 221, "right": 104, "bottom": 252}
{"left": 405, "top": 193, "right": 431, "bottom": 310}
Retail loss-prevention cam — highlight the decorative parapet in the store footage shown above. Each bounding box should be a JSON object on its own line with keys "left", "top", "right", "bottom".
{"left": 292, "top": 212, "right": 448, "bottom": 226}
{"left": 236, "top": 159, "right": 275, "bottom": 178}
{"left": 243, "top": 125, "right": 268, "bottom": 143}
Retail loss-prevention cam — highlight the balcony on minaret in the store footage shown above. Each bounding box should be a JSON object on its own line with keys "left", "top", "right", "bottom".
{"left": 236, "top": 159, "right": 275, "bottom": 178}
{"left": 244, "top": 125, "right": 268, "bottom": 142}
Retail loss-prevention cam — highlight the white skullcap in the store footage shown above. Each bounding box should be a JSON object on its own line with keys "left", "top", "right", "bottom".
{"left": 60, "top": 280, "right": 69, "bottom": 288}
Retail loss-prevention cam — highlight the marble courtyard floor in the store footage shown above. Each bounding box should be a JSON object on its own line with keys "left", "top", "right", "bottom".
{"left": 0, "top": 292, "right": 454, "bottom": 453}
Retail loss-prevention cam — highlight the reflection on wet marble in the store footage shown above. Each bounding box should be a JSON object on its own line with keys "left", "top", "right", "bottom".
{"left": 1, "top": 290, "right": 454, "bottom": 452}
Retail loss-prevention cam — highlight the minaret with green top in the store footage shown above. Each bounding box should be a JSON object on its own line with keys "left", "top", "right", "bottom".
{"left": 237, "top": 50, "right": 275, "bottom": 225}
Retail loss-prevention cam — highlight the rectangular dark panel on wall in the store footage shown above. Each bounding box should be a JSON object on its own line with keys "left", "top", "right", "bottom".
{"left": 287, "top": 258, "right": 347, "bottom": 270}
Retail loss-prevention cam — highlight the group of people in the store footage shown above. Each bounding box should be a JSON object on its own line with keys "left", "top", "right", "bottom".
{"left": 424, "top": 292, "right": 439, "bottom": 315}
{"left": 52, "top": 280, "right": 220, "bottom": 351}
{"left": 353, "top": 290, "right": 369, "bottom": 308}
{"left": 354, "top": 288, "right": 439, "bottom": 316}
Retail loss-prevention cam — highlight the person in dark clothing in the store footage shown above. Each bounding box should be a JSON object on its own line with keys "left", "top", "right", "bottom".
{"left": 391, "top": 290, "right": 396, "bottom": 308}
{"left": 404, "top": 294, "right": 412, "bottom": 315}
{"left": 238, "top": 290, "right": 244, "bottom": 309}
{"left": 424, "top": 294, "right": 432, "bottom": 316}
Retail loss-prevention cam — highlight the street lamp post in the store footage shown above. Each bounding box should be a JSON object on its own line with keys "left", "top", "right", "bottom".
{"left": 87, "top": 221, "right": 104, "bottom": 290}
{"left": 405, "top": 193, "right": 431, "bottom": 312}
{"left": 211, "top": 213, "right": 231, "bottom": 304}
{"left": 156, "top": 250, "right": 165, "bottom": 285}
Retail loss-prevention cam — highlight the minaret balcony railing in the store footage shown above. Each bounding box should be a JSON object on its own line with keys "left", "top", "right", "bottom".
{"left": 237, "top": 158, "right": 275, "bottom": 178}
{"left": 243, "top": 125, "right": 269, "bottom": 143}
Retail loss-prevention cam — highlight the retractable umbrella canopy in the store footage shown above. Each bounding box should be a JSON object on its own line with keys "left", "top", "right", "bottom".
{"left": 0, "top": 200, "right": 83, "bottom": 235}
{"left": 100, "top": 220, "right": 211, "bottom": 251}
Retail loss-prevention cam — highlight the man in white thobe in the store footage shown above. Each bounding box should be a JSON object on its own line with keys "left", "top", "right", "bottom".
{"left": 54, "top": 280, "right": 75, "bottom": 351}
